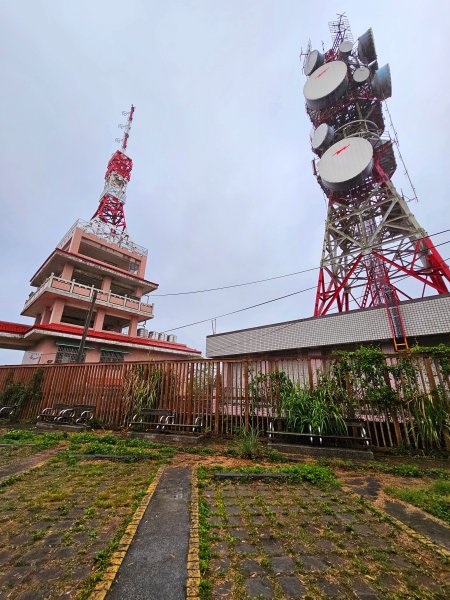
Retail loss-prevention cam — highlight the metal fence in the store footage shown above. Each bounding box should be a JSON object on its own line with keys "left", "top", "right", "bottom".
{"left": 0, "top": 354, "right": 448, "bottom": 450}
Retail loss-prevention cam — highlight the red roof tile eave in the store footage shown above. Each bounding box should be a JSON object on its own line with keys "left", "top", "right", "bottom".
{"left": 30, "top": 249, "right": 159, "bottom": 290}
{"left": 0, "top": 321, "right": 30, "bottom": 333}
{"left": 0, "top": 320, "right": 202, "bottom": 355}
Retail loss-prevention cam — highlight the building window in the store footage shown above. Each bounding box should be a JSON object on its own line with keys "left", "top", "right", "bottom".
{"left": 55, "top": 345, "right": 85, "bottom": 364}
{"left": 100, "top": 349, "right": 125, "bottom": 363}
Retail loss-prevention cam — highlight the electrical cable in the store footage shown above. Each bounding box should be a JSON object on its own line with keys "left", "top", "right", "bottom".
{"left": 162, "top": 285, "right": 317, "bottom": 332}
{"left": 151, "top": 228, "right": 450, "bottom": 297}
{"left": 208, "top": 255, "right": 450, "bottom": 355}
{"left": 161, "top": 242, "right": 450, "bottom": 334}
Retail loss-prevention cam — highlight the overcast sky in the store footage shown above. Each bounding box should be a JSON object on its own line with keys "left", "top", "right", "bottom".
{"left": 1, "top": 0, "right": 449, "bottom": 364}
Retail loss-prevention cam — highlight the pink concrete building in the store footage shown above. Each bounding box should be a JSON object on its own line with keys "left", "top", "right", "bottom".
{"left": 0, "top": 108, "right": 201, "bottom": 363}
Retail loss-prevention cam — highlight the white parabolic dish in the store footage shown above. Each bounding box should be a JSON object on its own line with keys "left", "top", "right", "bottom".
{"left": 311, "top": 123, "right": 334, "bottom": 151}
{"left": 303, "top": 61, "right": 348, "bottom": 109}
{"left": 318, "top": 137, "right": 374, "bottom": 191}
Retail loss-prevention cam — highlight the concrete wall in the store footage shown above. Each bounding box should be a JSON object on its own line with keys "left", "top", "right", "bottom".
{"left": 206, "top": 294, "right": 450, "bottom": 358}
{"left": 21, "top": 338, "right": 194, "bottom": 365}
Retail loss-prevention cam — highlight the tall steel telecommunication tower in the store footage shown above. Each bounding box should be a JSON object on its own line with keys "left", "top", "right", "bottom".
{"left": 302, "top": 15, "right": 450, "bottom": 350}
{"left": 86, "top": 105, "right": 135, "bottom": 249}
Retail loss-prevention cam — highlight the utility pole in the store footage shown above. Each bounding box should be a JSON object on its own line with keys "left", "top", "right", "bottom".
{"left": 76, "top": 290, "right": 97, "bottom": 363}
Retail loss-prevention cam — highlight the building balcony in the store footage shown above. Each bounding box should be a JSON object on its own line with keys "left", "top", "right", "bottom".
{"left": 22, "top": 274, "right": 154, "bottom": 319}
{"left": 58, "top": 219, "right": 148, "bottom": 257}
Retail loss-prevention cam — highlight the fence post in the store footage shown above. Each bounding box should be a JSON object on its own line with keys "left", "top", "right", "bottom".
{"left": 244, "top": 362, "right": 249, "bottom": 433}
{"left": 187, "top": 362, "right": 194, "bottom": 425}
{"left": 215, "top": 362, "right": 221, "bottom": 435}
{"left": 307, "top": 358, "right": 314, "bottom": 392}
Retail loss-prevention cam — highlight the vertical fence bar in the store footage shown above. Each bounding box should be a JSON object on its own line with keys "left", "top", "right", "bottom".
{"left": 215, "top": 362, "right": 220, "bottom": 434}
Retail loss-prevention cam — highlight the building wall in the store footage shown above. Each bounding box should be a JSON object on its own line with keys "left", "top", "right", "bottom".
{"left": 21, "top": 338, "right": 194, "bottom": 365}
{"left": 206, "top": 294, "right": 450, "bottom": 358}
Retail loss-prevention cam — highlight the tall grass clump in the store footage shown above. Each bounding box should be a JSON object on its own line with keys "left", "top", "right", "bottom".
{"left": 280, "top": 374, "right": 348, "bottom": 435}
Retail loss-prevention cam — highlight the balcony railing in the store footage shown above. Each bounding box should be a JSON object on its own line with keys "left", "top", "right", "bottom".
{"left": 57, "top": 219, "right": 148, "bottom": 257}
{"left": 23, "top": 274, "right": 154, "bottom": 317}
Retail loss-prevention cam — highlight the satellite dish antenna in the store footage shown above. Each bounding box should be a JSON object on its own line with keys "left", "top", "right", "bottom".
{"left": 304, "top": 49, "right": 324, "bottom": 76}
{"left": 311, "top": 123, "right": 335, "bottom": 152}
{"left": 358, "top": 28, "right": 377, "bottom": 63}
{"left": 303, "top": 61, "right": 348, "bottom": 109}
{"left": 338, "top": 40, "right": 353, "bottom": 60}
{"left": 318, "top": 137, "right": 374, "bottom": 191}
{"left": 353, "top": 66, "right": 371, "bottom": 85}
{"left": 372, "top": 64, "right": 392, "bottom": 99}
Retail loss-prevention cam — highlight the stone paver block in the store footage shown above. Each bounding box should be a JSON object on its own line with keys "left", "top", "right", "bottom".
{"left": 376, "top": 574, "right": 399, "bottom": 591}
{"left": 224, "top": 505, "right": 241, "bottom": 515}
{"left": 324, "top": 553, "right": 349, "bottom": 569}
{"left": 261, "top": 538, "right": 284, "bottom": 556}
{"left": 352, "top": 578, "right": 379, "bottom": 599}
{"left": 271, "top": 555, "right": 296, "bottom": 574}
{"left": 234, "top": 485, "right": 254, "bottom": 495}
{"left": 58, "top": 546, "right": 78, "bottom": 560}
{"left": 230, "top": 528, "right": 249, "bottom": 540}
{"left": 353, "top": 523, "right": 372, "bottom": 536}
{"left": 300, "top": 556, "right": 328, "bottom": 572}
{"left": 316, "top": 577, "right": 343, "bottom": 598}
{"left": 409, "top": 573, "right": 442, "bottom": 594}
{"left": 209, "top": 557, "right": 231, "bottom": 574}
{"left": 10, "top": 534, "right": 30, "bottom": 546}
{"left": 246, "top": 508, "right": 263, "bottom": 516}
{"left": 239, "top": 558, "right": 265, "bottom": 576}
{"left": 314, "top": 539, "right": 336, "bottom": 553}
{"left": 252, "top": 515, "right": 268, "bottom": 525}
{"left": 211, "top": 541, "right": 228, "bottom": 557}
{"left": 227, "top": 516, "right": 244, "bottom": 526}
{"left": 337, "top": 512, "right": 356, "bottom": 524}
{"left": 245, "top": 577, "right": 274, "bottom": 599}
{"left": 213, "top": 580, "right": 233, "bottom": 598}
{"left": 235, "top": 542, "right": 258, "bottom": 556}
{"left": 278, "top": 576, "right": 306, "bottom": 598}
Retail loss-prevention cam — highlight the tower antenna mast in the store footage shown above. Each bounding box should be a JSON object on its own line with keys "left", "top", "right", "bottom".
{"left": 301, "top": 16, "right": 450, "bottom": 351}
{"left": 117, "top": 104, "right": 135, "bottom": 152}
{"left": 87, "top": 105, "right": 136, "bottom": 249}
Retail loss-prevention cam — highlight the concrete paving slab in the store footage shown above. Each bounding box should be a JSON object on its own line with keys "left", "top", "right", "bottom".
{"left": 107, "top": 466, "right": 191, "bottom": 600}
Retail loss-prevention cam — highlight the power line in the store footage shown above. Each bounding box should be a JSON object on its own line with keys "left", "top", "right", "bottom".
{"left": 162, "top": 285, "right": 317, "bottom": 333}
{"left": 152, "top": 267, "right": 318, "bottom": 296}
{"left": 151, "top": 229, "right": 450, "bottom": 297}
{"left": 212, "top": 255, "right": 450, "bottom": 355}
{"left": 161, "top": 241, "right": 450, "bottom": 334}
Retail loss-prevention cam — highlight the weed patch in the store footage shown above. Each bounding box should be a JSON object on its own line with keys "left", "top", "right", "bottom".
{"left": 198, "top": 464, "right": 336, "bottom": 486}
{"left": 0, "top": 429, "right": 65, "bottom": 450}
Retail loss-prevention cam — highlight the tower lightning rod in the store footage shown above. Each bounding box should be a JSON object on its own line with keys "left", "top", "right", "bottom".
{"left": 121, "top": 105, "right": 135, "bottom": 152}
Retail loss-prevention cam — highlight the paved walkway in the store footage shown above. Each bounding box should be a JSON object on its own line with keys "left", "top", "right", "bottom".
{"left": 107, "top": 466, "right": 192, "bottom": 600}
{"left": 343, "top": 474, "right": 450, "bottom": 552}
{"left": 0, "top": 446, "right": 61, "bottom": 481}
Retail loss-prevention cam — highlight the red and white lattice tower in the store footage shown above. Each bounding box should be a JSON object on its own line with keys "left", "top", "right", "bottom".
{"left": 86, "top": 105, "right": 135, "bottom": 248}
{"left": 302, "top": 16, "right": 450, "bottom": 350}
